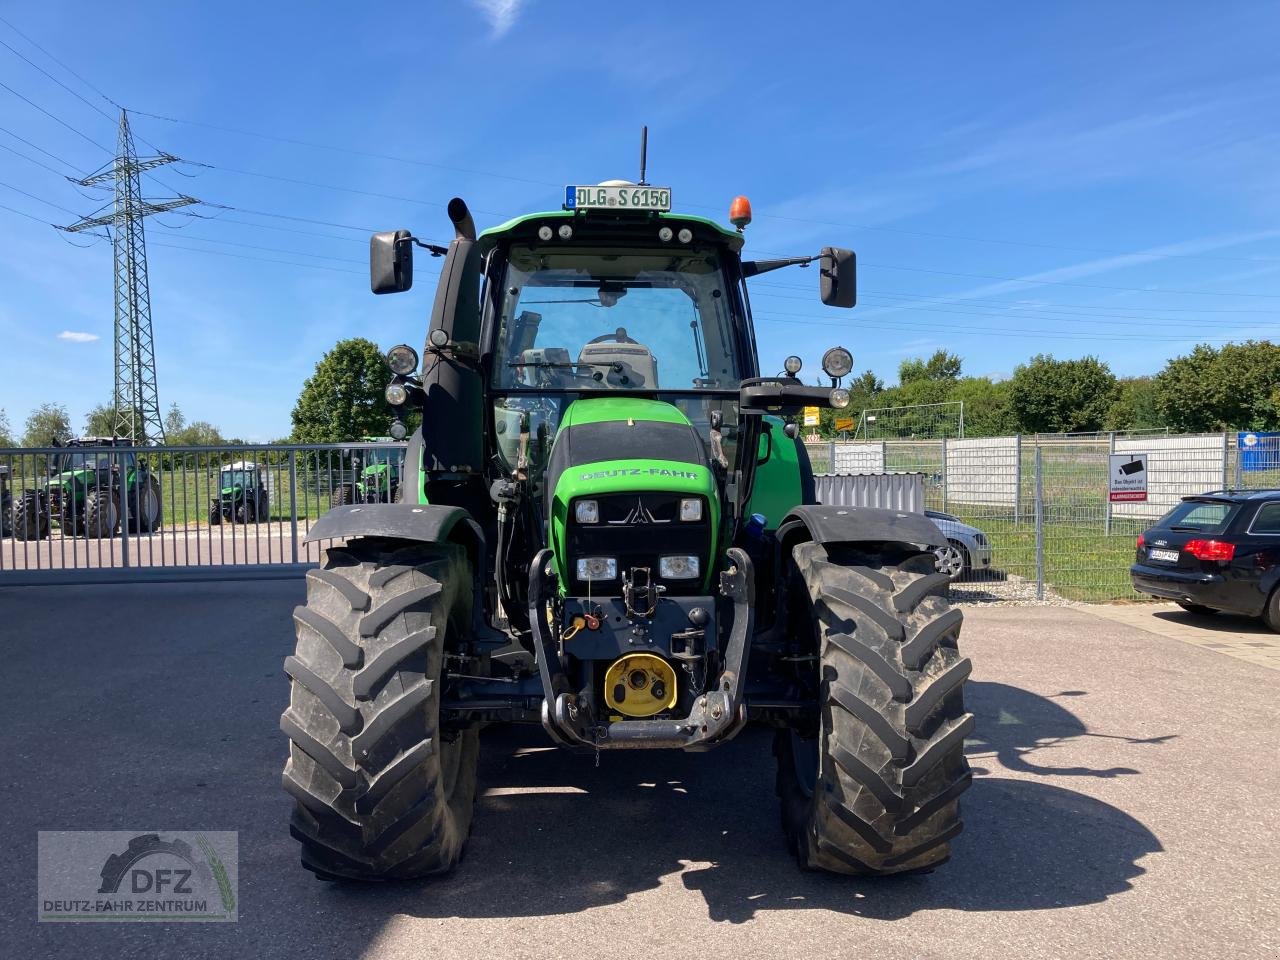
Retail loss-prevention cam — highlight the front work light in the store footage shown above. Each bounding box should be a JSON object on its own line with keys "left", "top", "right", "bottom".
{"left": 386, "top": 343, "right": 419, "bottom": 375}
{"left": 784, "top": 355, "right": 803, "bottom": 375}
{"left": 659, "top": 555, "right": 700, "bottom": 579}
{"left": 829, "top": 388, "right": 851, "bottom": 409}
{"left": 679, "top": 497, "right": 703, "bottom": 522}
{"left": 577, "top": 557, "right": 617, "bottom": 581}
{"left": 574, "top": 499, "right": 600, "bottom": 523}
{"left": 386, "top": 382, "right": 408, "bottom": 406}
{"left": 821, "top": 346, "right": 854, "bottom": 379}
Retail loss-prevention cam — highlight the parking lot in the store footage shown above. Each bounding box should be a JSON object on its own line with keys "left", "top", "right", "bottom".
{"left": 3, "top": 580, "right": 1277, "bottom": 960}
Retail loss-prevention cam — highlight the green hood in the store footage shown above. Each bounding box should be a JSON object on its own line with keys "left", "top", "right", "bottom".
{"left": 546, "top": 397, "right": 719, "bottom": 592}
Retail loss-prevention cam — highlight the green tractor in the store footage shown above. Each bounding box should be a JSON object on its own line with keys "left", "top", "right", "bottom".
{"left": 209, "top": 460, "right": 273, "bottom": 525}
{"left": 10, "top": 437, "right": 162, "bottom": 539}
{"left": 329, "top": 437, "right": 404, "bottom": 506}
{"left": 281, "top": 184, "right": 973, "bottom": 881}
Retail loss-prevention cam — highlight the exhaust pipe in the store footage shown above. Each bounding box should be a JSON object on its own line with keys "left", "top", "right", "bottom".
{"left": 448, "top": 197, "right": 476, "bottom": 242}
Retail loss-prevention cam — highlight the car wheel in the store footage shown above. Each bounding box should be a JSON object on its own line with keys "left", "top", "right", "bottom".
{"left": 1176, "top": 601, "right": 1218, "bottom": 616}
{"left": 1263, "top": 588, "right": 1280, "bottom": 634}
{"left": 933, "top": 541, "right": 969, "bottom": 581}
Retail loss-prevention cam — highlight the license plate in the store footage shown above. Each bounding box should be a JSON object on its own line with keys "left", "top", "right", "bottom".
{"left": 1148, "top": 548, "right": 1179, "bottom": 563}
{"left": 565, "top": 184, "right": 671, "bottom": 212}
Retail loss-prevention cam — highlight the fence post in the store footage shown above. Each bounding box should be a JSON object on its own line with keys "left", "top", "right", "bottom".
{"left": 1014, "top": 435, "right": 1022, "bottom": 524}
{"left": 1228, "top": 431, "right": 1238, "bottom": 489}
{"left": 1034, "top": 444, "right": 1044, "bottom": 601}
{"left": 827, "top": 441, "right": 836, "bottom": 474}
{"left": 117, "top": 449, "right": 130, "bottom": 570}
{"left": 1105, "top": 432, "right": 1115, "bottom": 537}
{"left": 289, "top": 449, "right": 300, "bottom": 564}
{"left": 940, "top": 436, "right": 948, "bottom": 513}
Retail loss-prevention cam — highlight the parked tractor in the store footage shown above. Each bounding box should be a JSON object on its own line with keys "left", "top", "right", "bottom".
{"left": 10, "top": 437, "right": 162, "bottom": 539}
{"left": 281, "top": 182, "right": 973, "bottom": 881}
{"left": 329, "top": 437, "right": 404, "bottom": 506}
{"left": 209, "top": 460, "right": 272, "bottom": 524}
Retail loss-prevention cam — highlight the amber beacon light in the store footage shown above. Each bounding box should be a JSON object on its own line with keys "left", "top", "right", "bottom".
{"left": 729, "top": 195, "right": 752, "bottom": 230}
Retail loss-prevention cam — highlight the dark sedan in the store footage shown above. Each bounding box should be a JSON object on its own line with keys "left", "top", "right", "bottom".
{"left": 1131, "top": 490, "right": 1280, "bottom": 630}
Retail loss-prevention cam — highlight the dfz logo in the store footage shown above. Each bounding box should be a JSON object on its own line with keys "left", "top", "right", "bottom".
{"left": 129, "top": 866, "right": 193, "bottom": 894}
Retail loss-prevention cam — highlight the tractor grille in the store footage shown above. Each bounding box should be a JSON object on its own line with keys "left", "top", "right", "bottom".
{"left": 566, "top": 493, "right": 709, "bottom": 595}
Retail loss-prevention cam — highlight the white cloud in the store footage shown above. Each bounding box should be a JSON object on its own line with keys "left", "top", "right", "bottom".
{"left": 470, "top": 0, "right": 528, "bottom": 37}
{"left": 57, "top": 331, "right": 100, "bottom": 343}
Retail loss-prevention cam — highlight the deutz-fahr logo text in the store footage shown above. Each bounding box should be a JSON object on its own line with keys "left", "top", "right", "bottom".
{"left": 580, "top": 467, "right": 701, "bottom": 481}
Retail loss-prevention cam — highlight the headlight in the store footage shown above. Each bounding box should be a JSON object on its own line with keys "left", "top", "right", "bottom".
{"left": 679, "top": 497, "right": 703, "bottom": 522}
{"left": 386, "top": 343, "right": 419, "bottom": 375}
{"left": 821, "top": 346, "right": 854, "bottom": 379}
{"left": 576, "top": 557, "right": 617, "bottom": 581}
{"left": 574, "top": 499, "right": 599, "bottom": 523}
{"left": 659, "top": 555, "right": 700, "bottom": 579}
{"left": 829, "top": 388, "right": 851, "bottom": 409}
{"left": 385, "top": 382, "right": 408, "bottom": 406}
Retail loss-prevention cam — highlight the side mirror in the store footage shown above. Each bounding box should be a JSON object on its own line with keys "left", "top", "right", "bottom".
{"left": 371, "top": 230, "right": 414, "bottom": 294}
{"left": 819, "top": 246, "right": 856, "bottom": 308}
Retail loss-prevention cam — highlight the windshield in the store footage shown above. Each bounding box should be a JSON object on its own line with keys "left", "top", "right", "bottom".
{"left": 490, "top": 245, "right": 743, "bottom": 391}
{"left": 56, "top": 452, "right": 126, "bottom": 472}
{"left": 221, "top": 470, "right": 255, "bottom": 487}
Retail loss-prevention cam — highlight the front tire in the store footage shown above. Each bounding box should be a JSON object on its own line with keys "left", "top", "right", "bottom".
{"left": 84, "top": 489, "right": 120, "bottom": 538}
{"left": 12, "top": 493, "right": 49, "bottom": 540}
{"left": 776, "top": 541, "right": 974, "bottom": 874}
{"left": 281, "top": 539, "right": 479, "bottom": 880}
{"left": 933, "top": 540, "right": 970, "bottom": 581}
{"left": 129, "top": 476, "right": 163, "bottom": 534}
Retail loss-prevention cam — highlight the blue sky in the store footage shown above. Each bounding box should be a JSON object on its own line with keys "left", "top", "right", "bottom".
{"left": 2, "top": 1, "right": 1279, "bottom": 440}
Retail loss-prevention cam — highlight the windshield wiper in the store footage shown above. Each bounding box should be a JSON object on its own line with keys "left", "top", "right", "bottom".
{"left": 1169, "top": 524, "right": 1210, "bottom": 531}
{"left": 506, "top": 360, "right": 623, "bottom": 371}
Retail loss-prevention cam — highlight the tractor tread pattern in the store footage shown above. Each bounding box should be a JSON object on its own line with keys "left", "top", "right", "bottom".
{"left": 281, "top": 539, "right": 479, "bottom": 881}
{"left": 778, "top": 541, "right": 973, "bottom": 875}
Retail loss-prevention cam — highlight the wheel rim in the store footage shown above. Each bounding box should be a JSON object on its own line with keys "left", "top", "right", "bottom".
{"left": 140, "top": 488, "right": 159, "bottom": 527}
{"left": 790, "top": 730, "right": 819, "bottom": 798}
{"left": 934, "top": 544, "right": 964, "bottom": 578}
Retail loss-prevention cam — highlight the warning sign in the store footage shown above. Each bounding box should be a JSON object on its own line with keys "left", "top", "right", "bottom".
{"left": 834, "top": 417, "right": 855, "bottom": 432}
{"left": 1109, "top": 452, "right": 1148, "bottom": 502}
{"left": 802, "top": 406, "right": 821, "bottom": 427}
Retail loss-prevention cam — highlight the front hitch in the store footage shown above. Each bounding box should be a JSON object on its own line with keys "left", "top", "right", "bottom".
{"left": 528, "top": 547, "right": 755, "bottom": 752}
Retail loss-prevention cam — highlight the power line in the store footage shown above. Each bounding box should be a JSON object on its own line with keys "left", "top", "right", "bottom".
{"left": 0, "top": 13, "right": 120, "bottom": 110}
{"left": 149, "top": 227, "right": 365, "bottom": 264}
{"left": 0, "top": 34, "right": 116, "bottom": 123}
{"left": 0, "top": 123, "right": 81, "bottom": 172}
{"left": 859, "top": 260, "right": 1280, "bottom": 299}
{"left": 0, "top": 138, "right": 69, "bottom": 177}
{"left": 0, "top": 77, "right": 111, "bottom": 153}
{"left": 0, "top": 198, "right": 52, "bottom": 224}
{"left": 148, "top": 240, "right": 365, "bottom": 276}
{"left": 0, "top": 176, "right": 79, "bottom": 215}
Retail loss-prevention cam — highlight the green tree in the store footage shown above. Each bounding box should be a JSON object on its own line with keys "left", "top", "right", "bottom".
{"left": 0, "top": 407, "right": 14, "bottom": 447}
{"left": 947, "top": 376, "right": 1016, "bottom": 437}
{"left": 1008, "top": 354, "right": 1117, "bottom": 433}
{"left": 291, "top": 338, "right": 396, "bottom": 443}
{"left": 84, "top": 400, "right": 116, "bottom": 437}
{"left": 164, "top": 401, "right": 186, "bottom": 438}
{"left": 1153, "top": 341, "right": 1280, "bottom": 432}
{"left": 170, "top": 420, "right": 227, "bottom": 446}
{"left": 1105, "top": 377, "right": 1162, "bottom": 431}
{"left": 22, "top": 402, "right": 73, "bottom": 447}
{"left": 899, "top": 349, "right": 962, "bottom": 384}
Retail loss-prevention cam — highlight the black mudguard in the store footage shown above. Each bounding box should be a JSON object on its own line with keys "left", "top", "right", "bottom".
{"left": 778, "top": 503, "right": 944, "bottom": 552}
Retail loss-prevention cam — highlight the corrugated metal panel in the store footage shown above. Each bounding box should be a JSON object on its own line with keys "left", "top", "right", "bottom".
{"left": 814, "top": 473, "right": 924, "bottom": 513}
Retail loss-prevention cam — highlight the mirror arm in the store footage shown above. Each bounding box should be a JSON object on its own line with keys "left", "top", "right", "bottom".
{"left": 741, "top": 255, "right": 818, "bottom": 278}
{"left": 411, "top": 238, "right": 449, "bottom": 258}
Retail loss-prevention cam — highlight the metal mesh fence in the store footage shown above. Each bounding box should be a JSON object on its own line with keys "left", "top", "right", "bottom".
{"left": 0, "top": 441, "right": 405, "bottom": 580}
{"left": 807, "top": 430, "right": 1272, "bottom": 602}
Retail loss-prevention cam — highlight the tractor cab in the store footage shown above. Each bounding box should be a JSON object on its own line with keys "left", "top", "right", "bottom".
{"left": 209, "top": 460, "right": 271, "bottom": 525}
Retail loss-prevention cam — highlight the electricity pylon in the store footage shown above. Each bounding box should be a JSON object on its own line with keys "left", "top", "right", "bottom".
{"left": 63, "top": 110, "right": 197, "bottom": 444}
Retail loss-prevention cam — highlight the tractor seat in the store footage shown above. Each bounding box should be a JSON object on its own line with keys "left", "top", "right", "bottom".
{"left": 577, "top": 341, "right": 659, "bottom": 388}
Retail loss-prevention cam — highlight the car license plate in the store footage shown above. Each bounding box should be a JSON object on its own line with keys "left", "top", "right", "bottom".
{"left": 565, "top": 184, "right": 671, "bottom": 212}
{"left": 1148, "top": 548, "right": 1179, "bottom": 563}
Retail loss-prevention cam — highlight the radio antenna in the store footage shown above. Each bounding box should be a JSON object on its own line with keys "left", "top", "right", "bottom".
{"left": 638, "top": 125, "right": 648, "bottom": 185}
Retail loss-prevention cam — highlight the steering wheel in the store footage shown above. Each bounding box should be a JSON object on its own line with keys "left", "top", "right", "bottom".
{"left": 587, "top": 327, "right": 638, "bottom": 345}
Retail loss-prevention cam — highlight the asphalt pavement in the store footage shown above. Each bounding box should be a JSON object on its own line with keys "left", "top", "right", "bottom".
{"left": 2, "top": 580, "right": 1277, "bottom": 960}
